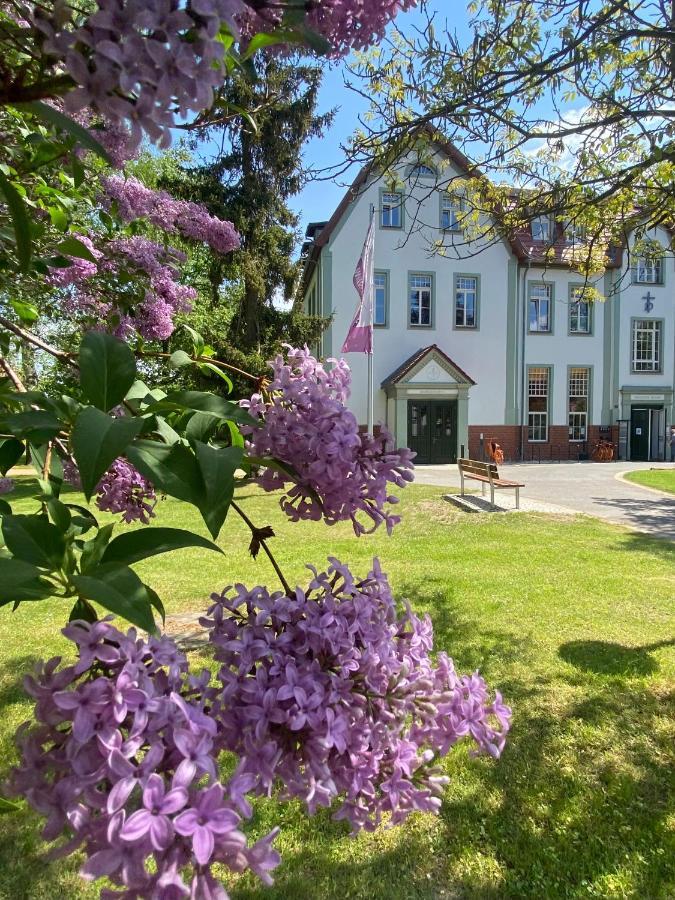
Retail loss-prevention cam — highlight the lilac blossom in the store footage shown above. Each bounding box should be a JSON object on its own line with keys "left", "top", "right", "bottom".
{"left": 241, "top": 345, "right": 416, "bottom": 535}
{"left": 7, "top": 618, "right": 280, "bottom": 896}
{"left": 29, "top": 2, "right": 417, "bottom": 147}
{"left": 102, "top": 176, "right": 240, "bottom": 255}
{"left": 202, "top": 557, "right": 511, "bottom": 834}
{"left": 63, "top": 456, "right": 158, "bottom": 525}
{"left": 0, "top": 476, "right": 14, "bottom": 494}
{"left": 49, "top": 233, "right": 196, "bottom": 342}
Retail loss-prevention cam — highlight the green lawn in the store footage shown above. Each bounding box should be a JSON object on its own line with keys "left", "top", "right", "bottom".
{"left": 0, "top": 479, "right": 674, "bottom": 899}
{"left": 623, "top": 468, "right": 675, "bottom": 496}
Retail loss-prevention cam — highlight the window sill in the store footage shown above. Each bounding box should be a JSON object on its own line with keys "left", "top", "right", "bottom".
{"left": 454, "top": 325, "right": 478, "bottom": 330}
{"left": 631, "top": 369, "right": 663, "bottom": 375}
{"left": 569, "top": 330, "right": 592, "bottom": 336}
{"left": 528, "top": 330, "right": 553, "bottom": 335}
{"left": 380, "top": 224, "right": 403, "bottom": 230}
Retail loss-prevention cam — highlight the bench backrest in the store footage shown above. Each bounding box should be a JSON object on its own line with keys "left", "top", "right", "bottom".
{"left": 458, "top": 458, "right": 499, "bottom": 480}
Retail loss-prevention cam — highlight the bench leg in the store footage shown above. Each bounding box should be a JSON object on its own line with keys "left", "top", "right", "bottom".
{"left": 460, "top": 472, "right": 465, "bottom": 496}
{"left": 490, "top": 484, "right": 495, "bottom": 505}
{"left": 481, "top": 481, "right": 486, "bottom": 496}
{"left": 515, "top": 487, "right": 520, "bottom": 510}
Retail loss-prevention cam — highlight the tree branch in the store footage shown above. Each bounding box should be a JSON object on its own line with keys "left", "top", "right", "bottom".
{"left": 230, "top": 499, "right": 293, "bottom": 597}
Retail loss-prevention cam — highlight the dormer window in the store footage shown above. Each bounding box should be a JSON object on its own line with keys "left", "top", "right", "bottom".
{"left": 633, "top": 255, "right": 663, "bottom": 284}
{"left": 408, "top": 164, "right": 436, "bottom": 178}
{"left": 441, "top": 194, "right": 462, "bottom": 231}
{"left": 565, "top": 221, "right": 586, "bottom": 243}
{"left": 531, "top": 215, "right": 553, "bottom": 242}
{"left": 381, "top": 191, "right": 403, "bottom": 229}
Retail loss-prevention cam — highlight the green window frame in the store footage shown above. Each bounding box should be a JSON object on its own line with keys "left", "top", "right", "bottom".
{"left": 453, "top": 273, "right": 480, "bottom": 329}
{"left": 527, "top": 366, "right": 551, "bottom": 442}
{"left": 568, "top": 366, "right": 591, "bottom": 442}
{"left": 373, "top": 270, "right": 389, "bottom": 327}
{"left": 528, "top": 281, "right": 554, "bottom": 333}
{"left": 568, "top": 283, "right": 592, "bottom": 335}
{"left": 379, "top": 189, "right": 404, "bottom": 229}
{"left": 440, "top": 193, "right": 463, "bottom": 231}
{"left": 408, "top": 271, "right": 434, "bottom": 328}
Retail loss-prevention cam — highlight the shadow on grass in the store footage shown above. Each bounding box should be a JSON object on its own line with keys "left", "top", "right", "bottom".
{"left": 559, "top": 638, "right": 675, "bottom": 677}
{"left": 0, "top": 653, "right": 40, "bottom": 707}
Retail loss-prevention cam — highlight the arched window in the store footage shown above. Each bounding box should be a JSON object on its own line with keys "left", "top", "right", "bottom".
{"left": 408, "top": 164, "right": 436, "bottom": 178}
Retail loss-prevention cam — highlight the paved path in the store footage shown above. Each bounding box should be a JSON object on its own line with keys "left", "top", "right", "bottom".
{"left": 414, "top": 460, "right": 675, "bottom": 540}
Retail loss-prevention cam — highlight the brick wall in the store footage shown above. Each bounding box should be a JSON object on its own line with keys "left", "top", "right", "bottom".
{"left": 468, "top": 424, "right": 619, "bottom": 462}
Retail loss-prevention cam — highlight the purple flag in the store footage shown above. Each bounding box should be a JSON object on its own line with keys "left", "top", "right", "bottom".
{"left": 342, "top": 218, "right": 375, "bottom": 354}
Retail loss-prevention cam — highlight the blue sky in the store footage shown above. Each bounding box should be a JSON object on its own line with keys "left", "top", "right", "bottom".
{"left": 288, "top": 2, "right": 474, "bottom": 234}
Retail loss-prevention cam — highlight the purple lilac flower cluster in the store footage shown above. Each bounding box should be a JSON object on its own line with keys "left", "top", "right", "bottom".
{"left": 102, "top": 176, "right": 240, "bottom": 255}
{"left": 203, "top": 557, "right": 511, "bottom": 833}
{"left": 242, "top": 0, "right": 419, "bottom": 56}
{"left": 241, "top": 346, "right": 415, "bottom": 535}
{"left": 0, "top": 476, "right": 14, "bottom": 494}
{"left": 29, "top": 1, "right": 416, "bottom": 147}
{"left": 64, "top": 458, "right": 158, "bottom": 525}
{"left": 6, "top": 618, "right": 281, "bottom": 896}
{"left": 49, "top": 234, "right": 196, "bottom": 341}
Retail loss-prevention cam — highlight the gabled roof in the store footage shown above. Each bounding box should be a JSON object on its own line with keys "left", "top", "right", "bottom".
{"left": 381, "top": 344, "right": 476, "bottom": 388}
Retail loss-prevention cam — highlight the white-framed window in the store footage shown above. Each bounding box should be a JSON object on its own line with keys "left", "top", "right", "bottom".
{"left": 529, "top": 283, "right": 552, "bottom": 332}
{"left": 409, "top": 164, "right": 436, "bottom": 178}
{"left": 565, "top": 221, "right": 586, "bottom": 243}
{"left": 381, "top": 192, "right": 403, "bottom": 228}
{"left": 633, "top": 256, "right": 663, "bottom": 284}
{"left": 632, "top": 319, "right": 662, "bottom": 372}
{"left": 455, "top": 275, "right": 478, "bottom": 328}
{"left": 373, "top": 271, "right": 388, "bottom": 327}
{"left": 531, "top": 215, "right": 553, "bottom": 241}
{"left": 568, "top": 368, "right": 589, "bottom": 441}
{"left": 528, "top": 367, "right": 550, "bottom": 442}
{"left": 441, "top": 193, "right": 462, "bottom": 231}
{"left": 409, "top": 273, "right": 433, "bottom": 326}
{"left": 569, "top": 287, "right": 591, "bottom": 334}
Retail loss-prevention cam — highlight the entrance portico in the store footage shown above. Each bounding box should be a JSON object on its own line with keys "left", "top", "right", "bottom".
{"left": 381, "top": 345, "right": 475, "bottom": 464}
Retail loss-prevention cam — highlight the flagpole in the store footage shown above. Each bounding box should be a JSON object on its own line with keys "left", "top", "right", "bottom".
{"left": 367, "top": 203, "right": 375, "bottom": 436}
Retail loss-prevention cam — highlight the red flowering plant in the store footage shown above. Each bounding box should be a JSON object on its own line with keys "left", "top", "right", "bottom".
{"left": 0, "top": 3, "right": 511, "bottom": 897}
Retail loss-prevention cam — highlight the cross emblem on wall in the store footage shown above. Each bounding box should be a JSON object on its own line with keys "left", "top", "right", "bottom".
{"left": 642, "top": 291, "right": 655, "bottom": 312}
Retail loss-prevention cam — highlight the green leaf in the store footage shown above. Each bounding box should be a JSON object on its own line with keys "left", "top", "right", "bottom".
{"left": 101, "top": 527, "right": 223, "bottom": 566}
{"left": 73, "top": 565, "right": 157, "bottom": 632}
{"left": 182, "top": 324, "right": 205, "bottom": 357}
{"left": 146, "top": 391, "right": 255, "bottom": 425}
{"left": 0, "top": 797, "right": 20, "bottom": 814}
{"left": 79, "top": 331, "right": 136, "bottom": 412}
{"left": 68, "top": 597, "right": 97, "bottom": 623}
{"left": 0, "top": 171, "right": 31, "bottom": 270}
{"left": 1, "top": 515, "right": 65, "bottom": 569}
{"left": 196, "top": 362, "right": 234, "bottom": 393}
{"left": 0, "top": 499, "right": 11, "bottom": 515}
{"left": 185, "top": 411, "right": 220, "bottom": 443}
{"left": 126, "top": 440, "right": 203, "bottom": 505}
{"left": 0, "top": 557, "right": 43, "bottom": 590}
{"left": 46, "top": 498, "right": 71, "bottom": 532}
{"left": 144, "top": 584, "right": 165, "bottom": 625}
{"left": 18, "top": 101, "right": 113, "bottom": 165}
{"left": 169, "top": 350, "right": 192, "bottom": 368}
{"left": 49, "top": 205, "right": 69, "bottom": 231}
{"left": 194, "top": 443, "right": 242, "bottom": 539}
{"left": 72, "top": 407, "right": 144, "bottom": 500}
{"left": 2, "top": 410, "right": 62, "bottom": 443}
{"left": 56, "top": 236, "right": 98, "bottom": 262}
{"left": 8, "top": 298, "right": 38, "bottom": 324}
{"left": 80, "top": 522, "right": 114, "bottom": 572}
{"left": 0, "top": 438, "right": 24, "bottom": 475}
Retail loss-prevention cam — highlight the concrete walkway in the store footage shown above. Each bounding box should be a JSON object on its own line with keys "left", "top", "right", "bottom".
{"left": 414, "top": 460, "right": 675, "bottom": 540}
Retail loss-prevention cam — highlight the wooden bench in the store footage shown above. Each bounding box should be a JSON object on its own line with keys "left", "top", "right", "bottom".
{"left": 457, "top": 458, "right": 525, "bottom": 509}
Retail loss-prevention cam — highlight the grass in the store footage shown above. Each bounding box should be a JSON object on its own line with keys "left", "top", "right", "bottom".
{"left": 623, "top": 468, "right": 675, "bottom": 496}
{"left": 0, "top": 478, "right": 674, "bottom": 899}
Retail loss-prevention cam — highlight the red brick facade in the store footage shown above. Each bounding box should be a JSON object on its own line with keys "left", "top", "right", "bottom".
{"left": 468, "top": 425, "right": 619, "bottom": 463}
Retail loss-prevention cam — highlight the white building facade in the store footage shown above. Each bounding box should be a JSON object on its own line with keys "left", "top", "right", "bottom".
{"left": 302, "top": 142, "right": 674, "bottom": 463}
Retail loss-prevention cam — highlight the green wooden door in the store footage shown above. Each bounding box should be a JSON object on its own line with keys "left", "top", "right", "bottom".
{"left": 630, "top": 408, "right": 650, "bottom": 460}
{"left": 407, "top": 400, "right": 457, "bottom": 463}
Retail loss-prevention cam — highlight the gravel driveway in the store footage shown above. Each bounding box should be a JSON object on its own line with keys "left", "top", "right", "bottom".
{"left": 414, "top": 460, "right": 675, "bottom": 540}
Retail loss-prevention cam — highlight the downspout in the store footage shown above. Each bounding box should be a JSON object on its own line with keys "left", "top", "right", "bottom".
{"left": 519, "top": 255, "right": 532, "bottom": 461}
